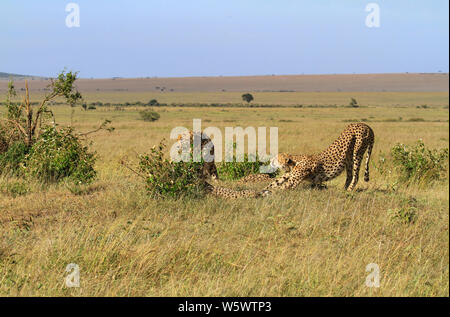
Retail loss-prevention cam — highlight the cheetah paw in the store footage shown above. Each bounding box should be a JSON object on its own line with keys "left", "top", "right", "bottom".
{"left": 259, "top": 190, "right": 272, "bottom": 197}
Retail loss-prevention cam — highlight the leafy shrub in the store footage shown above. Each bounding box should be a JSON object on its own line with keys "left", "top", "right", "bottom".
{"left": 137, "top": 140, "right": 207, "bottom": 198}
{"left": 388, "top": 207, "right": 417, "bottom": 224}
{"left": 24, "top": 127, "right": 97, "bottom": 184}
{"left": 217, "top": 148, "right": 272, "bottom": 180}
{"left": 0, "top": 141, "right": 29, "bottom": 176}
{"left": 390, "top": 140, "right": 448, "bottom": 184}
{"left": 148, "top": 99, "right": 159, "bottom": 106}
{"left": 0, "top": 181, "right": 29, "bottom": 197}
{"left": 388, "top": 197, "right": 419, "bottom": 224}
{"left": 139, "top": 109, "right": 160, "bottom": 122}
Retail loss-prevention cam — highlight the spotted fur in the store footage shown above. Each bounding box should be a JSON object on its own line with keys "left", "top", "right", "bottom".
{"left": 173, "top": 130, "right": 218, "bottom": 180}
{"left": 204, "top": 182, "right": 261, "bottom": 198}
{"left": 236, "top": 173, "right": 273, "bottom": 184}
{"left": 270, "top": 153, "right": 309, "bottom": 172}
{"left": 261, "top": 123, "right": 374, "bottom": 195}
{"left": 173, "top": 131, "right": 262, "bottom": 198}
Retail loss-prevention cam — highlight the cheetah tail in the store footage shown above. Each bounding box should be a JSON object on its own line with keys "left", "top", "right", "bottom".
{"left": 364, "top": 139, "right": 374, "bottom": 182}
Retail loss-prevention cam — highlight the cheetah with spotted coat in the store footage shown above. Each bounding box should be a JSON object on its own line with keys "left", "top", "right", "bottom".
{"left": 172, "top": 131, "right": 263, "bottom": 198}
{"left": 261, "top": 123, "right": 374, "bottom": 195}
{"left": 269, "top": 153, "right": 309, "bottom": 172}
{"left": 172, "top": 130, "right": 219, "bottom": 180}
{"left": 233, "top": 154, "right": 306, "bottom": 184}
{"left": 173, "top": 123, "right": 374, "bottom": 198}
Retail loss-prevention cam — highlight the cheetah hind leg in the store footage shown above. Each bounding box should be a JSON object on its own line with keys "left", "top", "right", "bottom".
{"left": 344, "top": 158, "right": 353, "bottom": 190}
{"left": 347, "top": 140, "right": 368, "bottom": 191}
{"left": 364, "top": 137, "right": 374, "bottom": 182}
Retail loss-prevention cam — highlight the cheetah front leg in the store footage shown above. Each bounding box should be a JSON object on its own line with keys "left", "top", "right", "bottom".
{"left": 259, "top": 165, "right": 312, "bottom": 196}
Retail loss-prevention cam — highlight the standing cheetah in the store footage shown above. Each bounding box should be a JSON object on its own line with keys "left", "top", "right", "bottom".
{"left": 261, "top": 123, "right": 374, "bottom": 195}
{"left": 270, "top": 153, "right": 309, "bottom": 172}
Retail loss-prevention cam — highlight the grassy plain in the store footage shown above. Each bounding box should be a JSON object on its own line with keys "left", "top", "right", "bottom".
{"left": 0, "top": 91, "right": 448, "bottom": 296}
{"left": 11, "top": 91, "right": 449, "bottom": 107}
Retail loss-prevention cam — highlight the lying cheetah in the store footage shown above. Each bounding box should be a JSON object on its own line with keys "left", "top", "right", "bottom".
{"left": 231, "top": 154, "right": 303, "bottom": 185}
{"left": 204, "top": 182, "right": 261, "bottom": 198}
{"left": 172, "top": 130, "right": 218, "bottom": 180}
{"left": 236, "top": 173, "right": 274, "bottom": 184}
{"left": 261, "top": 123, "right": 374, "bottom": 195}
{"left": 172, "top": 131, "right": 262, "bottom": 198}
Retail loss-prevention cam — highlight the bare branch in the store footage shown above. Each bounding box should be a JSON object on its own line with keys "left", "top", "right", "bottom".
{"left": 77, "top": 120, "right": 113, "bottom": 137}
{"left": 119, "top": 158, "right": 146, "bottom": 179}
{"left": 0, "top": 118, "right": 27, "bottom": 137}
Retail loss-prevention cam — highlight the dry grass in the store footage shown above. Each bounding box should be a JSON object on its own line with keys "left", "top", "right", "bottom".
{"left": 0, "top": 93, "right": 448, "bottom": 296}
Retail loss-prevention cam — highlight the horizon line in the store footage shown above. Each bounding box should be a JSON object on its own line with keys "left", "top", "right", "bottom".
{"left": 1, "top": 71, "right": 449, "bottom": 81}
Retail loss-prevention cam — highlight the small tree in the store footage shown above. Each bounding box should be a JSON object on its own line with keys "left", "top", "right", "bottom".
{"left": 1, "top": 70, "right": 82, "bottom": 147}
{"left": 0, "top": 70, "right": 113, "bottom": 181}
{"left": 349, "top": 98, "right": 359, "bottom": 108}
{"left": 242, "top": 93, "right": 254, "bottom": 104}
{"left": 148, "top": 99, "right": 158, "bottom": 106}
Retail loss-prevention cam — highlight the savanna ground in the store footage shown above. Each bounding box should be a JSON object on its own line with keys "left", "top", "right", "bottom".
{"left": 0, "top": 90, "right": 448, "bottom": 296}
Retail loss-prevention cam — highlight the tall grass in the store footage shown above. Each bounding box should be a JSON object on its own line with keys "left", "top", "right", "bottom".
{"left": 0, "top": 102, "right": 448, "bottom": 296}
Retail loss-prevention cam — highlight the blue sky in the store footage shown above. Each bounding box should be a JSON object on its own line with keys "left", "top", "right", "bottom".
{"left": 0, "top": 0, "right": 448, "bottom": 78}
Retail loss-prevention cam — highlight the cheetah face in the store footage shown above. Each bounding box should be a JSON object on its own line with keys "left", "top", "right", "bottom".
{"left": 202, "top": 162, "right": 219, "bottom": 181}
{"left": 270, "top": 154, "right": 296, "bottom": 172}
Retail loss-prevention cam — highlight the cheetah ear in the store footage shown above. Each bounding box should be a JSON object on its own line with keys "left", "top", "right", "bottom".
{"left": 286, "top": 158, "right": 295, "bottom": 166}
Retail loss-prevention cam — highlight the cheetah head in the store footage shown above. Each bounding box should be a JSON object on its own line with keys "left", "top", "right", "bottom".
{"left": 270, "top": 153, "right": 296, "bottom": 172}
{"left": 202, "top": 162, "right": 219, "bottom": 181}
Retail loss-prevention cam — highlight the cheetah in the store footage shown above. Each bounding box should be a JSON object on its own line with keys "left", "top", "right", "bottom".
{"left": 232, "top": 154, "right": 303, "bottom": 185}
{"left": 260, "top": 123, "right": 374, "bottom": 195}
{"left": 236, "top": 173, "right": 274, "bottom": 184}
{"left": 204, "top": 182, "right": 261, "bottom": 198}
{"left": 172, "top": 130, "right": 218, "bottom": 180}
{"left": 270, "top": 153, "right": 309, "bottom": 172}
{"left": 172, "top": 131, "right": 262, "bottom": 198}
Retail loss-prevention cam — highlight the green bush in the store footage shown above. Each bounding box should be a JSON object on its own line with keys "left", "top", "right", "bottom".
{"left": 388, "top": 197, "right": 419, "bottom": 224}
{"left": 24, "top": 127, "right": 97, "bottom": 184}
{"left": 0, "top": 141, "right": 29, "bottom": 176}
{"left": 217, "top": 151, "right": 271, "bottom": 181}
{"left": 391, "top": 140, "right": 448, "bottom": 184}
{"left": 1, "top": 181, "right": 29, "bottom": 198}
{"left": 138, "top": 140, "right": 207, "bottom": 198}
{"left": 139, "top": 109, "right": 160, "bottom": 122}
{"left": 388, "top": 206, "right": 417, "bottom": 224}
